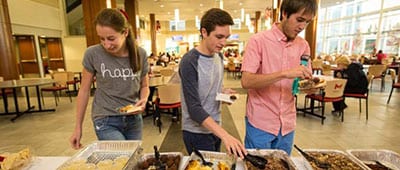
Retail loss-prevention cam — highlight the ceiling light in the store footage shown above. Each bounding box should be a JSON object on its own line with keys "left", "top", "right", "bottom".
{"left": 200, "top": 3, "right": 203, "bottom": 7}
{"left": 273, "top": 0, "right": 278, "bottom": 9}
{"left": 160, "top": 4, "right": 164, "bottom": 8}
{"left": 241, "top": 8, "right": 244, "bottom": 22}
{"left": 174, "top": 9, "right": 179, "bottom": 21}
{"left": 239, "top": 2, "right": 242, "bottom": 6}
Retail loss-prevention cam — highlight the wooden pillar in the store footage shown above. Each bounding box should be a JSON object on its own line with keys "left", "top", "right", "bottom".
{"left": 305, "top": 0, "right": 319, "bottom": 59}
{"left": 0, "top": 0, "right": 19, "bottom": 80}
{"left": 255, "top": 11, "right": 261, "bottom": 33}
{"left": 150, "top": 13, "right": 157, "bottom": 55}
{"left": 125, "top": 0, "right": 139, "bottom": 39}
{"left": 272, "top": 0, "right": 281, "bottom": 23}
{"left": 82, "top": 0, "right": 116, "bottom": 47}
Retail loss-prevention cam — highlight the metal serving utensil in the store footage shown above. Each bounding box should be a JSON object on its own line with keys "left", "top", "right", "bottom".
{"left": 294, "top": 144, "right": 330, "bottom": 169}
{"left": 153, "top": 145, "right": 166, "bottom": 170}
{"left": 192, "top": 147, "right": 213, "bottom": 167}
{"left": 231, "top": 148, "right": 268, "bottom": 169}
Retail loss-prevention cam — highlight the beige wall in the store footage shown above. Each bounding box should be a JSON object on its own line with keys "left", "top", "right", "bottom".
{"left": 63, "top": 36, "right": 87, "bottom": 72}
{"left": 8, "top": 0, "right": 63, "bottom": 36}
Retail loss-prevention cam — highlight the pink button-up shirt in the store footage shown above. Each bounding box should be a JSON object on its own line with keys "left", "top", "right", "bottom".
{"left": 241, "top": 24, "right": 311, "bottom": 136}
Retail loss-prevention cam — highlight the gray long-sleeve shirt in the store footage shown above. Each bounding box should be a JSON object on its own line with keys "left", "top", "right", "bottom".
{"left": 179, "top": 48, "right": 223, "bottom": 134}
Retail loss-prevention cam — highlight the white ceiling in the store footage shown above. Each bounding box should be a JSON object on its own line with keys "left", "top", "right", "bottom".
{"left": 117, "top": 0, "right": 272, "bottom": 21}
{"left": 115, "top": 0, "right": 351, "bottom": 22}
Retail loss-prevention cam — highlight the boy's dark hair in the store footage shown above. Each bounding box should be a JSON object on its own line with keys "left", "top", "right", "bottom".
{"left": 200, "top": 8, "right": 234, "bottom": 36}
{"left": 279, "top": 0, "right": 317, "bottom": 21}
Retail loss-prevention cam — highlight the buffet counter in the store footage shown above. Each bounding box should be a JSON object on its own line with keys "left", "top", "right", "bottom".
{"left": 24, "top": 156, "right": 309, "bottom": 170}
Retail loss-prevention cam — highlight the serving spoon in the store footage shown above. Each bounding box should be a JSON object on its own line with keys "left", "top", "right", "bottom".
{"left": 192, "top": 147, "right": 213, "bottom": 167}
{"left": 294, "top": 144, "right": 330, "bottom": 169}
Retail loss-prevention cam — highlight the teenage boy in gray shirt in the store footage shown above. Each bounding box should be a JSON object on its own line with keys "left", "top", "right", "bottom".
{"left": 179, "top": 8, "right": 246, "bottom": 158}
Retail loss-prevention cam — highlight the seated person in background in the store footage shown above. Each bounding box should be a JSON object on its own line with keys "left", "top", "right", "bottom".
{"left": 376, "top": 50, "right": 387, "bottom": 64}
{"left": 332, "top": 56, "right": 368, "bottom": 114}
{"left": 359, "top": 55, "right": 369, "bottom": 64}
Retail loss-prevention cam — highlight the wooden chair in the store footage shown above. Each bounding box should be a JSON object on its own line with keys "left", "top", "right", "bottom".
{"left": 387, "top": 69, "right": 400, "bottom": 104}
{"left": 305, "top": 79, "right": 347, "bottom": 124}
{"left": 321, "top": 64, "right": 332, "bottom": 76}
{"left": 41, "top": 72, "right": 72, "bottom": 106}
{"left": 367, "top": 64, "right": 387, "bottom": 91}
{"left": 227, "top": 62, "right": 241, "bottom": 79}
{"left": 343, "top": 75, "right": 374, "bottom": 120}
{"left": 151, "top": 65, "right": 164, "bottom": 74}
{"left": 66, "top": 71, "right": 80, "bottom": 95}
{"left": 154, "top": 83, "right": 181, "bottom": 133}
{"left": 312, "top": 60, "right": 323, "bottom": 75}
{"left": 159, "top": 68, "right": 174, "bottom": 83}
{"left": 0, "top": 77, "right": 13, "bottom": 99}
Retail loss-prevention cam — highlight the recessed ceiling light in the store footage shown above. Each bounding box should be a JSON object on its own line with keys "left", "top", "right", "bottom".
{"left": 160, "top": 4, "right": 164, "bottom": 7}
{"left": 200, "top": 3, "right": 203, "bottom": 7}
{"left": 239, "top": 2, "right": 242, "bottom": 6}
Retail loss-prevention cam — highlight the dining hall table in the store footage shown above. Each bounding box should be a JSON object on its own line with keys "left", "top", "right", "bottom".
{"left": 0, "top": 78, "right": 56, "bottom": 121}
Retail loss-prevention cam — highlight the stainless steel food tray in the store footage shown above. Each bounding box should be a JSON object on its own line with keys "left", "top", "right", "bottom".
{"left": 129, "top": 152, "right": 183, "bottom": 170}
{"left": 245, "top": 149, "right": 298, "bottom": 170}
{"left": 57, "top": 140, "right": 141, "bottom": 170}
{"left": 299, "top": 149, "right": 369, "bottom": 170}
{"left": 182, "top": 150, "right": 236, "bottom": 170}
{"left": 347, "top": 149, "right": 400, "bottom": 170}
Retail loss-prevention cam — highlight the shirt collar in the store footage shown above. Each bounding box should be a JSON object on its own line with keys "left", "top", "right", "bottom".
{"left": 271, "top": 23, "right": 287, "bottom": 42}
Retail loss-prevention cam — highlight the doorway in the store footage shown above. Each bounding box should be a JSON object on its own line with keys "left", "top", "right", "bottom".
{"left": 14, "top": 35, "right": 39, "bottom": 77}
{"left": 39, "top": 37, "right": 65, "bottom": 73}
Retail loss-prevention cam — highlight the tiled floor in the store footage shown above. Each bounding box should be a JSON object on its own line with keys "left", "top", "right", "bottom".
{"left": 0, "top": 74, "right": 399, "bottom": 158}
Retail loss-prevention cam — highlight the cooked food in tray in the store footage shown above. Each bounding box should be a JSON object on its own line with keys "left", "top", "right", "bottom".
{"left": 58, "top": 141, "right": 141, "bottom": 170}
{"left": 185, "top": 159, "right": 229, "bottom": 170}
{"left": 137, "top": 154, "right": 181, "bottom": 170}
{"left": 59, "top": 155, "right": 129, "bottom": 170}
{"left": 347, "top": 149, "right": 400, "bottom": 170}
{"left": 364, "top": 161, "right": 394, "bottom": 170}
{"left": 244, "top": 149, "right": 297, "bottom": 170}
{"left": 304, "top": 151, "right": 365, "bottom": 170}
{"left": 245, "top": 155, "right": 290, "bottom": 170}
{"left": 184, "top": 151, "right": 235, "bottom": 170}
{"left": 0, "top": 148, "right": 31, "bottom": 170}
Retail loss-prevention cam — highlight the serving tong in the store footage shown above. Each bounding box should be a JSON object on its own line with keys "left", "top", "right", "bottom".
{"left": 152, "top": 145, "right": 166, "bottom": 170}
{"left": 244, "top": 153, "right": 268, "bottom": 169}
{"left": 231, "top": 148, "right": 268, "bottom": 169}
{"left": 192, "top": 147, "right": 213, "bottom": 167}
{"left": 294, "top": 144, "right": 330, "bottom": 169}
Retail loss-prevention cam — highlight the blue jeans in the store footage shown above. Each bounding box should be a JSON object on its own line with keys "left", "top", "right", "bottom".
{"left": 182, "top": 130, "right": 221, "bottom": 155}
{"left": 244, "top": 117, "right": 295, "bottom": 155}
{"left": 93, "top": 115, "right": 143, "bottom": 140}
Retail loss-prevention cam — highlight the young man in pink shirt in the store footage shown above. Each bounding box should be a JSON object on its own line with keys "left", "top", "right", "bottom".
{"left": 241, "top": 0, "right": 317, "bottom": 155}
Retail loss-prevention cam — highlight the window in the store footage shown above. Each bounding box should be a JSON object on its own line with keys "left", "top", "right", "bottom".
{"left": 169, "top": 20, "right": 186, "bottom": 31}
{"left": 383, "top": 0, "right": 400, "bottom": 9}
{"left": 232, "top": 18, "right": 241, "bottom": 30}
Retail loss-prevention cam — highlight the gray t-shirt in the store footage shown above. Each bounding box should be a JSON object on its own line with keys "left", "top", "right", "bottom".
{"left": 82, "top": 45, "right": 148, "bottom": 120}
{"left": 179, "top": 48, "right": 223, "bottom": 134}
